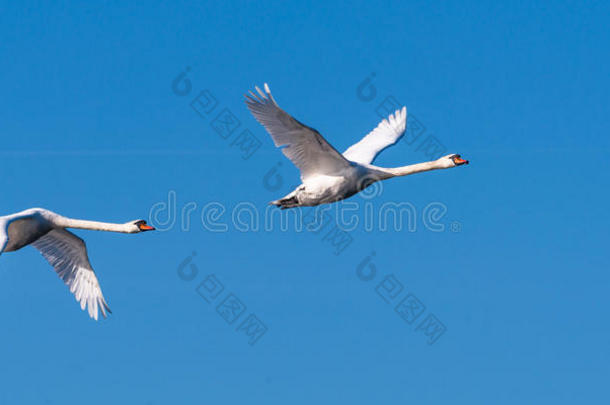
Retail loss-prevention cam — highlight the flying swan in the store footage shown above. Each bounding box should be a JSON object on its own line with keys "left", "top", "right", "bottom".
{"left": 246, "top": 84, "right": 469, "bottom": 208}
{"left": 0, "top": 208, "right": 155, "bottom": 320}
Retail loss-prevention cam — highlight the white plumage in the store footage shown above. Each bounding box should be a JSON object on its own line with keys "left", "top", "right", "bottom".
{"left": 343, "top": 106, "right": 407, "bottom": 165}
{"left": 32, "top": 229, "right": 110, "bottom": 319}
{"left": 0, "top": 208, "right": 155, "bottom": 320}
{"left": 246, "top": 84, "right": 469, "bottom": 208}
{"left": 246, "top": 84, "right": 352, "bottom": 178}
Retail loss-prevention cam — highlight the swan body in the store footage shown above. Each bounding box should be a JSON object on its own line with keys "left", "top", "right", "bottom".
{"left": 246, "top": 84, "right": 469, "bottom": 208}
{"left": 0, "top": 208, "right": 155, "bottom": 320}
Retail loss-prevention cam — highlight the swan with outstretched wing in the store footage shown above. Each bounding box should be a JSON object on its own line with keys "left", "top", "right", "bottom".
{"left": 246, "top": 84, "right": 469, "bottom": 208}
{"left": 0, "top": 208, "right": 155, "bottom": 320}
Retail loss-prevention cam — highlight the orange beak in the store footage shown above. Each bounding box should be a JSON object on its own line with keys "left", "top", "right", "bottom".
{"left": 138, "top": 223, "right": 156, "bottom": 231}
{"left": 453, "top": 155, "right": 469, "bottom": 166}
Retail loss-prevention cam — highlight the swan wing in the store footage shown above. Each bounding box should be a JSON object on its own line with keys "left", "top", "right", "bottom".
{"left": 245, "top": 83, "right": 351, "bottom": 180}
{"left": 32, "top": 228, "right": 111, "bottom": 320}
{"left": 343, "top": 107, "right": 407, "bottom": 165}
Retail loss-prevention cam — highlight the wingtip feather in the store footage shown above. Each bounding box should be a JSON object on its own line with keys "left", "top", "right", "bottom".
{"left": 255, "top": 85, "right": 266, "bottom": 99}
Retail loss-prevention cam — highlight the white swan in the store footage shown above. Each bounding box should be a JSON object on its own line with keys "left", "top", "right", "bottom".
{"left": 246, "top": 84, "right": 469, "bottom": 208}
{"left": 0, "top": 208, "right": 155, "bottom": 320}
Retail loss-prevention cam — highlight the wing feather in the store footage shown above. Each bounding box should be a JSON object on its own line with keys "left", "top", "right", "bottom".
{"left": 32, "top": 229, "right": 111, "bottom": 320}
{"left": 343, "top": 107, "right": 407, "bottom": 164}
{"left": 245, "top": 83, "right": 351, "bottom": 179}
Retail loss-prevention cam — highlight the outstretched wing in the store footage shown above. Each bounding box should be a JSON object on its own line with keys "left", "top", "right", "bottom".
{"left": 245, "top": 83, "right": 351, "bottom": 180}
{"left": 343, "top": 107, "right": 407, "bottom": 165}
{"left": 32, "top": 228, "right": 111, "bottom": 320}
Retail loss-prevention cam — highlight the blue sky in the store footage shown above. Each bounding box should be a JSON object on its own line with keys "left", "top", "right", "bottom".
{"left": 1, "top": 1, "right": 609, "bottom": 403}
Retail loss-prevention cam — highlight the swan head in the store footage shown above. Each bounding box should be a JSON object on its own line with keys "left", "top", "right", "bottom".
{"left": 439, "top": 154, "right": 469, "bottom": 168}
{"left": 128, "top": 219, "right": 156, "bottom": 233}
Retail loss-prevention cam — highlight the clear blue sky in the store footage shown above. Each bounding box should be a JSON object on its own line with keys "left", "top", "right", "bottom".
{"left": 1, "top": 1, "right": 608, "bottom": 403}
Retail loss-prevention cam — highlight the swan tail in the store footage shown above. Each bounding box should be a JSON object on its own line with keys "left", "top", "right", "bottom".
{"left": 270, "top": 195, "right": 300, "bottom": 209}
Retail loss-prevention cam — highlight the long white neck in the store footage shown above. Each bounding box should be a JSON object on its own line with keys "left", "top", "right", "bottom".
{"left": 54, "top": 217, "right": 133, "bottom": 233}
{"left": 376, "top": 160, "right": 446, "bottom": 178}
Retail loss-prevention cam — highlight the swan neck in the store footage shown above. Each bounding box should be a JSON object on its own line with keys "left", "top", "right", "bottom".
{"left": 57, "top": 217, "right": 131, "bottom": 233}
{"left": 383, "top": 160, "right": 441, "bottom": 177}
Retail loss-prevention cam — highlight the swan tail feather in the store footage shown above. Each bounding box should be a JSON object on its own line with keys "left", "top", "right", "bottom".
{"left": 270, "top": 195, "right": 300, "bottom": 209}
